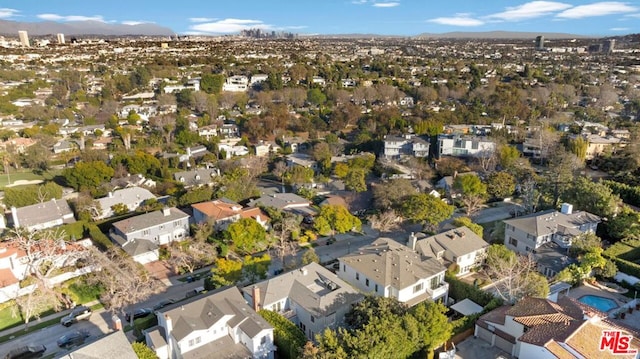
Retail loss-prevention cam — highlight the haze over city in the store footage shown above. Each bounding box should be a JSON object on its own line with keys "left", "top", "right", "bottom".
{"left": 2, "top": 0, "right": 640, "bottom": 36}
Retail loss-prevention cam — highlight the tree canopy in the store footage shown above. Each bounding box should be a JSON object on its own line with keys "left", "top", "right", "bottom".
{"left": 401, "top": 193, "right": 454, "bottom": 231}
{"left": 314, "top": 204, "right": 362, "bottom": 236}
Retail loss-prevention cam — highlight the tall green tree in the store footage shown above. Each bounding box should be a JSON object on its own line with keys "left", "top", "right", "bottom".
{"left": 226, "top": 218, "right": 267, "bottom": 255}
{"left": 454, "top": 174, "right": 488, "bottom": 215}
{"left": 486, "top": 171, "right": 516, "bottom": 199}
{"left": 402, "top": 194, "right": 454, "bottom": 231}
{"left": 62, "top": 160, "right": 114, "bottom": 191}
{"left": 412, "top": 302, "right": 453, "bottom": 357}
{"left": 562, "top": 177, "right": 621, "bottom": 218}
{"left": 314, "top": 205, "right": 361, "bottom": 236}
{"left": 452, "top": 217, "right": 484, "bottom": 237}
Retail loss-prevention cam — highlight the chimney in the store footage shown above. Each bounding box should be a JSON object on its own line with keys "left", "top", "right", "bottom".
{"left": 561, "top": 203, "right": 573, "bottom": 215}
{"left": 164, "top": 314, "right": 173, "bottom": 358}
{"left": 10, "top": 206, "right": 19, "bottom": 228}
{"left": 108, "top": 192, "right": 114, "bottom": 198}
{"left": 453, "top": 170, "right": 458, "bottom": 179}
{"left": 252, "top": 286, "right": 261, "bottom": 312}
{"left": 162, "top": 207, "right": 171, "bottom": 216}
{"left": 408, "top": 232, "right": 417, "bottom": 251}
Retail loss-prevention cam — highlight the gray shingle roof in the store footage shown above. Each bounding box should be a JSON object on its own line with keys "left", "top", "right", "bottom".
{"left": 415, "top": 226, "right": 489, "bottom": 258}
{"left": 158, "top": 286, "right": 271, "bottom": 343}
{"left": 13, "top": 198, "right": 75, "bottom": 229}
{"left": 247, "top": 193, "right": 310, "bottom": 210}
{"left": 504, "top": 210, "right": 601, "bottom": 237}
{"left": 242, "top": 262, "right": 363, "bottom": 317}
{"left": 112, "top": 207, "right": 189, "bottom": 234}
{"left": 96, "top": 187, "right": 156, "bottom": 213}
{"left": 340, "top": 238, "right": 445, "bottom": 289}
{"left": 59, "top": 330, "right": 137, "bottom": 359}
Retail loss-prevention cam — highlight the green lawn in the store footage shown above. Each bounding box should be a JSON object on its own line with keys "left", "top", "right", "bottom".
{"left": 0, "top": 169, "right": 62, "bottom": 190}
{"left": 0, "top": 305, "right": 23, "bottom": 331}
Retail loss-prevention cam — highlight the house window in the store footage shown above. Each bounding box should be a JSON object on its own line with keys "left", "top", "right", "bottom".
{"left": 195, "top": 337, "right": 201, "bottom": 344}
{"left": 365, "top": 279, "right": 370, "bottom": 287}
{"left": 375, "top": 284, "right": 379, "bottom": 292}
{"left": 508, "top": 237, "right": 518, "bottom": 247}
{"left": 356, "top": 273, "right": 359, "bottom": 281}
{"left": 143, "top": 229, "right": 150, "bottom": 236}
{"left": 525, "top": 246, "right": 532, "bottom": 252}
{"left": 261, "top": 336, "right": 268, "bottom": 344}
{"left": 430, "top": 276, "right": 440, "bottom": 289}
{"left": 413, "top": 283, "right": 423, "bottom": 293}
{"left": 188, "top": 339, "right": 194, "bottom": 347}
{"left": 527, "top": 234, "right": 535, "bottom": 240}
{"left": 343, "top": 265, "right": 346, "bottom": 272}
{"left": 311, "top": 315, "right": 315, "bottom": 323}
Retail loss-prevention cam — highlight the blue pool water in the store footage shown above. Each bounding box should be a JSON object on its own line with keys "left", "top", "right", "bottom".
{"left": 578, "top": 295, "right": 618, "bottom": 312}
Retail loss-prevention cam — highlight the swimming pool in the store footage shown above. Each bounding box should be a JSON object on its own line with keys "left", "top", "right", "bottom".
{"left": 578, "top": 295, "right": 619, "bottom": 312}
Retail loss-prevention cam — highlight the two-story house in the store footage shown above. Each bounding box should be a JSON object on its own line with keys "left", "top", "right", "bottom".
{"left": 242, "top": 263, "right": 363, "bottom": 340}
{"left": 110, "top": 208, "right": 190, "bottom": 264}
{"left": 475, "top": 296, "right": 640, "bottom": 359}
{"left": 192, "top": 198, "right": 270, "bottom": 230}
{"left": 10, "top": 199, "right": 76, "bottom": 231}
{"left": 503, "top": 204, "right": 600, "bottom": 255}
{"left": 247, "top": 193, "right": 315, "bottom": 218}
{"left": 412, "top": 226, "right": 489, "bottom": 276}
{"left": 146, "top": 286, "right": 275, "bottom": 359}
{"left": 94, "top": 187, "right": 156, "bottom": 220}
{"left": 436, "top": 134, "right": 496, "bottom": 159}
{"left": 337, "top": 238, "right": 448, "bottom": 306}
{"left": 383, "top": 135, "right": 430, "bottom": 159}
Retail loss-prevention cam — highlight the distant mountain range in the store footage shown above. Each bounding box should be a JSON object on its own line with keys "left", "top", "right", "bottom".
{"left": 0, "top": 19, "right": 174, "bottom": 37}
{"left": 414, "top": 31, "right": 593, "bottom": 40}
{"left": 0, "top": 19, "right": 609, "bottom": 39}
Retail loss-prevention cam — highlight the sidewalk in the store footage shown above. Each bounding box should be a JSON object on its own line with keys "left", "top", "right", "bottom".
{"left": 0, "top": 300, "right": 101, "bottom": 339}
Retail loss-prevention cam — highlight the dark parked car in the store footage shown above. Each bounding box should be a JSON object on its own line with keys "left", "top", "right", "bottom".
{"left": 57, "top": 330, "right": 89, "bottom": 349}
{"left": 125, "top": 308, "right": 153, "bottom": 322}
{"left": 152, "top": 299, "right": 176, "bottom": 311}
{"left": 4, "top": 345, "right": 46, "bottom": 359}
{"left": 185, "top": 286, "right": 205, "bottom": 298}
{"left": 60, "top": 306, "right": 92, "bottom": 327}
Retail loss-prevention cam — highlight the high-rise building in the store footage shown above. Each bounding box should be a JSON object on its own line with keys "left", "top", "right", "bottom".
{"left": 535, "top": 35, "right": 544, "bottom": 51}
{"left": 603, "top": 39, "right": 615, "bottom": 54}
{"left": 18, "top": 30, "right": 29, "bottom": 47}
{"left": 56, "top": 33, "right": 65, "bottom": 44}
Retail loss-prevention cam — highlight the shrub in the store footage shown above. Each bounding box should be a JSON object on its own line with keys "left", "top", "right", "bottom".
{"left": 259, "top": 310, "right": 306, "bottom": 359}
{"left": 446, "top": 273, "right": 498, "bottom": 307}
{"left": 84, "top": 223, "right": 112, "bottom": 250}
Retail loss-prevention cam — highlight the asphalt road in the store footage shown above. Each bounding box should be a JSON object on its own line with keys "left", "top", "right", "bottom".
{"left": 0, "top": 279, "right": 206, "bottom": 358}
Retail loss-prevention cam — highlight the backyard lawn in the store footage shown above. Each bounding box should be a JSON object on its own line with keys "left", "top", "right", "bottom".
{"left": 0, "top": 169, "right": 62, "bottom": 190}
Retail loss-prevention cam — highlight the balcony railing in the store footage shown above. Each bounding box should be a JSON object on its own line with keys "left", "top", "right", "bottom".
{"left": 426, "top": 282, "right": 449, "bottom": 299}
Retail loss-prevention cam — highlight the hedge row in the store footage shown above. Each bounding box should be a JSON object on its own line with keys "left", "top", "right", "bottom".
{"left": 259, "top": 310, "right": 307, "bottom": 359}
{"left": 602, "top": 180, "right": 640, "bottom": 207}
{"left": 84, "top": 223, "right": 113, "bottom": 250}
{"left": 446, "top": 273, "right": 498, "bottom": 308}
{"left": 606, "top": 256, "right": 640, "bottom": 279}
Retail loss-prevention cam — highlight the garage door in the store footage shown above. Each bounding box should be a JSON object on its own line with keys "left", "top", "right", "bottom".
{"left": 476, "top": 326, "right": 493, "bottom": 343}
{"left": 495, "top": 336, "right": 514, "bottom": 355}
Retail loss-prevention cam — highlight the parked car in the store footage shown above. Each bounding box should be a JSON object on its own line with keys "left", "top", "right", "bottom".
{"left": 152, "top": 299, "right": 176, "bottom": 311}
{"left": 57, "top": 330, "right": 89, "bottom": 349}
{"left": 60, "top": 306, "right": 92, "bottom": 327}
{"left": 185, "top": 286, "right": 205, "bottom": 298}
{"left": 4, "top": 345, "right": 46, "bottom": 359}
{"left": 125, "top": 308, "right": 153, "bottom": 322}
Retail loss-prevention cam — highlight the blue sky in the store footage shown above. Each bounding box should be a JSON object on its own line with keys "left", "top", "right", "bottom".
{"left": 2, "top": 1, "right": 639, "bottom": 36}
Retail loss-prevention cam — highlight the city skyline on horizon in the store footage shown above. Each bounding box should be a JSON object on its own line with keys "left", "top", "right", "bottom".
{"left": 1, "top": 1, "right": 639, "bottom": 37}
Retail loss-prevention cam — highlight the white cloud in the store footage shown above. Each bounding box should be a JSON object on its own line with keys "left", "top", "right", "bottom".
{"left": 487, "top": 1, "right": 572, "bottom": 21}
{"left": 37, "top": 13, "right": 105, "bottom": 22}
{"left": 190, "top": 18, "right": 273, "bottom": 33}
{"left": 189, "top": 17, "right": 216, "bottom": 23}
{"left": 373, "top": 2, "right": 400, "bottom": 7}
{"left": 610, "top": 27, "right": 630, "bottom": 31}
{"left": 0, "top": 8, "right": 19, "bottom": 19}
{"left": 428, "top": 14, "right": 484, "bottom": 26}
{"left": 556, "top": 2, "right": 637, "bottom": 18}
{"left": 352, "top": 0, "right": 368, "bottom": 4}
{"left": 628, "top": 13, "right": 640, "bottom": 18}
{"left": 122, "top": 21, "right": 153, "bottom": 26}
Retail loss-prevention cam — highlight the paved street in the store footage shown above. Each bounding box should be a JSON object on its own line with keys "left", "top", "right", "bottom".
{"left": 0, "top": 308, "right": 111, "bottom": 358}
{"left": 0, "top": 279, "right": 206, "bottom": 358}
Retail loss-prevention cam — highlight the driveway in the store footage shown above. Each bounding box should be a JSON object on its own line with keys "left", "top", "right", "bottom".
{"left": 455, "top": 336, "right": 511, "bottom": 359}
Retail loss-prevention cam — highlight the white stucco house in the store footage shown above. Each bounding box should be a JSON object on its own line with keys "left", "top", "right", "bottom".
{"left": 337, "top": 238, "right": 448, "bottom": 306}
{"left": 146, "top": 286, "right": 275, "bottom": 359}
